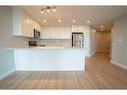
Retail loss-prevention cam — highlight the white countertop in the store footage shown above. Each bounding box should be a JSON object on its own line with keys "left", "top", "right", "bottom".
{"left": 7, "top": 46, "right": 85, "bottom": 50}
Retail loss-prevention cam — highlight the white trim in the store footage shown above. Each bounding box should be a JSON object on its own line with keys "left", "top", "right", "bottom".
{"left": 111, "top": 60, "right": 127, "bottom": 70}
{"left": 0, "top": 69, "right": 15, "bottom": 80}
{"left": 90, "top": 52, "right": 95, "bottom": 56}
{"left": 86, "top": 52, "right": 95, "bottom": 57}
{"left": 96, "top": 50, "right": 110, "bottom": 52}
{"left": 85, "top": 54, "right": 91, "bottom": 57}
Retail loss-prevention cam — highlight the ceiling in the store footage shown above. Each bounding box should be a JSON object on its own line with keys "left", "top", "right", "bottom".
{"left": 20, "top": 6, "right": 127, "bottom": 31}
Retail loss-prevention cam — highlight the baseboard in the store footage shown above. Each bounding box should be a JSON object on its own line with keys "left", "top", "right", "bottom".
{"left": 90, "top": 52, "right": 95, "bottom": 56}
{"left": 96, "top": 50, "right": 110, "bottom": 52}
{"left": 111, "top": 60, "right": 127, "bottom": 70}
{"left": 0, "top": 69, "right": 15, "bottom": 80}
{"left": 85, "top": 54, "right": 91, "bottom": 57}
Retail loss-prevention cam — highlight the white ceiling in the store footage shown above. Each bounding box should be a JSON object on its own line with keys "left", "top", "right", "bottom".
{"left": 20, "top": 6, "right": 127, "bottom": 31}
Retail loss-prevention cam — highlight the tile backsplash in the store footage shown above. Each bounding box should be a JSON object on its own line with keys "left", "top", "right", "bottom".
{"left": 39, "top": 39, "right": 72, "bottom": 47}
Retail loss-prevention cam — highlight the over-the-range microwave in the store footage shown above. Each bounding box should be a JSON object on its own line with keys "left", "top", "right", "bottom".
{"left": 34, "top": 28, "right": 40, "bottom": 38}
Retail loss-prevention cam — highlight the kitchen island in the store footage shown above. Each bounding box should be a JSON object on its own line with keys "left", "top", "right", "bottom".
{"left": 9, "top": 46, "right": 85, "bottom": 71}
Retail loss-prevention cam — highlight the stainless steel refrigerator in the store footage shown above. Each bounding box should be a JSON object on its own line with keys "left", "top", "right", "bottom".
{"left": 72, "top": 32, "right": 84, "bottom": 48}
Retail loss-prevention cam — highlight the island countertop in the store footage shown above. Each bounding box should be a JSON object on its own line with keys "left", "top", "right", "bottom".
{"left": 7, "top": 46, "right": 85, "bottom": 50}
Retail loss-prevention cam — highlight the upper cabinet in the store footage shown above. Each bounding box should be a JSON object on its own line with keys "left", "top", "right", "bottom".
{"left": 41, "top": 26, "right": 71, "bottom": 39}
{"left": 13, "top": 8, "right": 42, "bottom": 37}
{"left": 72, "top": 25, "right": 86, "bottom": 32}
{"left": 32, "top": 20, "right": 41, "bottom": 31}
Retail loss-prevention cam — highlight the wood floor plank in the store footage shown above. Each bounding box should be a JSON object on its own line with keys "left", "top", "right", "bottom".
{"left": 0, "top": 52, "right": 127, "bottom": 89}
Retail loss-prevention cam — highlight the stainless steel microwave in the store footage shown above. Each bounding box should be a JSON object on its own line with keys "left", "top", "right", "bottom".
{"left": 34, "top": 28, "right": 40, "bottom": 38}
{"left": 29, "top": 41, "right": 37, "bottom": 46}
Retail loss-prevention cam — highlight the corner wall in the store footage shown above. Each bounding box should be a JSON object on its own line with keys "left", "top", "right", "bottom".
{"left": 0, "top": 7, "right": 29, "bottom": 79}
{"left": 90, "top": 29, "right": 96, "bottom": 56}
{"left": 111, "top": 14, "right": 127, "bottom": 69}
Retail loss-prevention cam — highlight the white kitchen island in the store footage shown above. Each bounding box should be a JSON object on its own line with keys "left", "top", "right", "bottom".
{"left": 11, "top": 47, "right": 85, "bottom": 71}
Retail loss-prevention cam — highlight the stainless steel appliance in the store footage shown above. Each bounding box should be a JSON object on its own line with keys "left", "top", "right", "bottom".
{"left": 72, "top": 32, "right": 84, "bottom": 48}
{"left": 29, "top": 41, "right": 37, "bottom": 46}
{"left": 34, "top": 28, "right": 40, "bottom": 38}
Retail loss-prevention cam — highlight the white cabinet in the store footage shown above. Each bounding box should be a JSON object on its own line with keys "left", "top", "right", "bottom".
{"left": 21, "top": 11, "right": 33, "bottom": 37}
{"left": 72, "top": 26, "right": 86, "bottom": 32}
{"left": 41, "top": 27, "right": 51, "bottom": 39}
{"left": 41, "top": 26, "right": 71, "bottom": 39}
{"left": 32, "top": 20, "right": 41, "bottom": 31}
{"left": 13, "top": 8, "right": 42, "bottom": 37}
{"left": 13, "top": 8, "right": 33, "bottom": 37}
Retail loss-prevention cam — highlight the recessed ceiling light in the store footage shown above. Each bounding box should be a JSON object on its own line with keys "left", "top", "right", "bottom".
{"left": 43, "top": 20, "right": 47, "bottom": 22}
{"left": 86, "top": 20, "right": 90, "bottom": 24}
{"left": 58, "top": 19, "right": 62, "bottom": 23}
{"left": 101, "top": 29, "right": 103, "bottom": 31}
{"left": 100, "top": 26, "right": 104, "bottom": 28}
{"left": 41, "top": 9, "right": 44, "bottom": 14}
{"left": 53, "top": 8, "right": 56, "bottom": 12}
{"left": 93, "top": 29, "right": 96, "bottom": 32}
{"left": 47, "top": 9, "right": 50, "bottom": 12}
{"left": 72, "top": 20, "right": 76, "bottom": 23}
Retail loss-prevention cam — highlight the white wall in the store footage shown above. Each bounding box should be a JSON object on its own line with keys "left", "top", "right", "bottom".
{"left": 84, "top": 27, "right": 96, "bottom": 57}
{"left": 90, "top": 28, "right": 96, "bottom": 56}
{"left": 95, "top": 31, "right": 111, "bottom": 52}
{"left": 0, "top": 7, "right": 29, "bottom": 79}
{"left": 83, "top": 26, "right": 90, "bottom": 56}
{"left": 111, "top": 13, "right": 127, "bottom": 69}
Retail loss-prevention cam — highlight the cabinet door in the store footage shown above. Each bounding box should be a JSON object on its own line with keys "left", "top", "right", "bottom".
{"left": 13, "top": 8, "right": 40, "bottom": 37}
{"left": 21, "top": 11, "right": 33, "bottom": 37}
{"left": 33, "top": 20, "right": 37, "bottom": 29}
{"left": 51, "top": 27, "right": 64, "bottom": 39}
{"left": 21, "top": 12, "right": 28, "bottom": 36}
{"left": 13, "top": 8, "right": 22, "bottom": 36}
{"left": 41, "top": 26, "right": 71, "bottom": 39}
{"left": 33, "top": 21, "right": 40, "bottom": 30}
{"left": 41, "top": 27, "right": 51, "bottom": 39}
{"left": 72, "top": 26, "right": 86, "bottom": 32}
{"left": 27, "top": 19, "right": 33, "bottom": 37}
{"left": 78, "top": 26, "right": 85, "bottom": 32}
{"left": 72, "top": 26, "right": 79, "bottom": 32}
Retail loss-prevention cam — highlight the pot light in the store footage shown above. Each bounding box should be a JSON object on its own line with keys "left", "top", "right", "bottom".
{"left": 41, "top": 9, "right": 44, "bottom": 14}
{"left": 47, "top": 9, "right": 50, "bottom": 12}
{"left": 53, "top": 8, "right": 56, "bottom": 12}
{"left": 43, "top": 20, "right": 47, "bottom": 22}
{"left": 101, "top": 29, "right": 103, "bottom": 31}
{"left": 100, "top": 26, "right": 103, "bottom": 28}
{"left": 93, "top": 29, "right": 96, "bottom": 32}
{"left": 26, "top": 19, "right": 31, "bottom": 23}
{"left": 86, "top": 20, "right": 90, "bottom": 24}
{"left": 72, "top": 20, "right": 76, "bottom": 23}
{"left": 58, "top": 19, "right": 62, "bottom": 23}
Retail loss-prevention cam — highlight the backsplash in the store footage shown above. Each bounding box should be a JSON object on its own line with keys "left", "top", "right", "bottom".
{"left": 39, "top": 39, "right": 72, "bottom": 47}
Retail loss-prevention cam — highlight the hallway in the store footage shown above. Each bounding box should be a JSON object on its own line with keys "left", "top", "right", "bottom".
{"left": 0, "top": 53, "right": 127, "bottom": 89}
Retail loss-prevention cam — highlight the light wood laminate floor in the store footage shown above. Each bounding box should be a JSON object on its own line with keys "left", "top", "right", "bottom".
{"left": 0, "top": 52, "right": 127, "bottom": 89}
